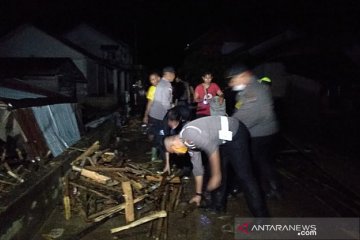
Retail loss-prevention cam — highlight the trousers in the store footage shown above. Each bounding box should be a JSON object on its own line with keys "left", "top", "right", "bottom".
{"left": 251, "top": 133, "right": 281, "bottom": 194}
{"left": 148, "top": 116, "right": 165, "bottom": 160}
{"left": 216, "top": 123, "right": 269, "bottom": 217}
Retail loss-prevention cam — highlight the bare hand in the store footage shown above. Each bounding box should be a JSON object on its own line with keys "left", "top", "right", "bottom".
{"left": 143, "top": 115, "right": 148, "bottom": 124}
{"left": 218, "top": 97, "right": 224, "bottom": 105}
{"left": 207, "top": 175, "right": 221, "bottom": 191}
{"left": 189, "top": 195, "right": 201, "bottom": 206}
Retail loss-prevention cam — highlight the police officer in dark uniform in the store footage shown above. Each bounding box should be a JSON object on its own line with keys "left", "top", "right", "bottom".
{"left": 226, "top": 63, "right": 282, "bottom": 199}
{"left": 164, "top": 116, "right": 269, "bottom": 217}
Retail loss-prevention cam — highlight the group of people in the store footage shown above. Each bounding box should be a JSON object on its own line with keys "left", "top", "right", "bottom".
{"left": 142, "top": 64, "right": 281, "bottom": 217}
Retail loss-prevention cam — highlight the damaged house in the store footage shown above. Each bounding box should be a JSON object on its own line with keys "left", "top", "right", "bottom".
{"left": 0, "top": 78, "right": 82, "bottom": 162}
{"left": 0, "top": 79, "right": 83, "bottom": 239}
{"left": 0, "top": 58, "right": 87, "bottom": 99}
{"left": 0, "top": 23, "right": 135, "bottom": 239}
{"left": 0, "top": 24, "right": 133, "bottom": 107}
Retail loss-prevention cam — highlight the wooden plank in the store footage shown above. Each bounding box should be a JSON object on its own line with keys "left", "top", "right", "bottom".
{"left": 145, "top": 175, "right": 181, "bottom": 184}
{"left": 169, "top": 184, "right": 180, "bottom": 211}
{"left": 84, "top": 166, "right": 127, "bottom": 172}
{"left": 3, "top": 162, "right": 24, "bottom": 183}
{"left": 122, "top": 181, "right": 134, "bottom": 223}
{"left": 154, "top": 184, "right": 169, "bottom": 239}
{"left": 130, "top": 179, "right": 144, "bottom": 190}
{"left": 79, "top": 177, "right": 122, "bottom": 194}
{"left": 110, "top": 211, "right": 167, "bottom": 234}
{"left": 174, "top": 185, "right": 183, "bottom": 210}
{"left": 62, "top": 175, "right": 71, "bottom": 220}
{"left": 89, "top": 195, "right": 147, "bottom": 222}
{"left": 69, "top": 181, "right": 113, "bottom": 200}
{"left": 71, "top": 141, "right": 100, "bottom": 165}
{"left": 0, "top": 179, "right": 16, "bottom": 186}
{"left": 72, "top": 166, "right": 111, "bottom": 184}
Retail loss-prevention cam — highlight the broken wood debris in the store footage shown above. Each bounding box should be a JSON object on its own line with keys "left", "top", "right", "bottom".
{"left": 62, "top": 173, "right": 71, "bottom": 220}
{"left": 3, "top": 162, "right": 24, "bottom": 183}
{"left": 71, "top": 141, "right": 100, "bottom": 166}
{"left": 0, "top": 147, "right": 31, "bottom": 193}
{"left": 0, "top": 136, "right": 56, "bottom": 195}
{"left": 89, "top": 195, "right": 148, "bottom": 222}
{"left": 65, "top": 141, "right": 184, "bottom": 238}
{"left": 122, "top": 181, "right": 135, "bottom": 223}
{"left": 110, "top": 210, "right": 167, "bottom": 234}
{"left": 72, "top": 165, "right": 112, "bottom": 185}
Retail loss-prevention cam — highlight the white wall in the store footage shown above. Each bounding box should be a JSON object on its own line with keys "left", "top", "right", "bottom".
{"left": 62, "top": 24, "right": 131, "bottom": 64}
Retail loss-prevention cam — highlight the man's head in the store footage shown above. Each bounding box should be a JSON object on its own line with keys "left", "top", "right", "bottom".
{"left": 162, "top": 66, "right": 176, "bottom": 82}
{"left": 164, "top": 135, "right": 188, "bottom": 154}
{"left": 166, "top": 108, "right": 182, "bottom": 130}
{"left": 225, "top": 63, "right": 252, "bottom": 90}
{"left": 201, "top": 71, "right": 213, "bottom": 85}
{"left": 149, "top": 72, "right": 160, "bottom": 86}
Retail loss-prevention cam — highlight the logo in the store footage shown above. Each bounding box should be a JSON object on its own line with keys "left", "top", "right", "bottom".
{"left": 235, "top": 218, "right": 359, "bottom": 240}
{"left": 236, "top": 221, "right": 317, "bottom": 237}
{"left": 237, "top": 222, "right": 252, "bottom": 234}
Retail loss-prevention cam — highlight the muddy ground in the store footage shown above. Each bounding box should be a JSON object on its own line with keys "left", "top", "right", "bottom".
{"left": 32, "top": 117, "right": 360, "bottom": 240}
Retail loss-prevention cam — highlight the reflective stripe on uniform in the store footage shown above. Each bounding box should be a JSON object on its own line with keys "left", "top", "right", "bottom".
{"left": 259, "top": 76, "right": 272, "bottom": 83}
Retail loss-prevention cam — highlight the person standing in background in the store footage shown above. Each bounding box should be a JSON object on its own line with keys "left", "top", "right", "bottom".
{"left": 143, "top": 72, "right": 161, "bottom": 161}
{"left": 147, "top": 66, "right": 176, "bottom": 161}
{"left": 173, "top": 76, "right": 192, "bottom": 107}
{"left": 143, "top": 72, "right": 160, "bottom": 126}
{"left": 194, "top": 71, "right": 224, "bottom": 118}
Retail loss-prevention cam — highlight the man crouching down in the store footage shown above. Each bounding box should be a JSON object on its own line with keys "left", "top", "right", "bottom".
{"left": 164, "top": 116, "right": 269, "bottom": 217}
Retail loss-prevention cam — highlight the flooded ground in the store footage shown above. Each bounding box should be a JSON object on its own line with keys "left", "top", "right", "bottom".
{"left": 32, "top": 118, "right": 360, "bottom": 240}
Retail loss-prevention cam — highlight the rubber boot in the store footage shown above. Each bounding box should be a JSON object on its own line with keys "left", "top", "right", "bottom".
{"left": 151, "top": 147, "right": 157, "bottom": 161}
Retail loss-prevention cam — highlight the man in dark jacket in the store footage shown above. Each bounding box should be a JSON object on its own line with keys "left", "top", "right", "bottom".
{"left": 226, "top": 63, "right": 281, "bottom": 199}
{"left": 162, "top": 106, "right": 192, "bottom": 175}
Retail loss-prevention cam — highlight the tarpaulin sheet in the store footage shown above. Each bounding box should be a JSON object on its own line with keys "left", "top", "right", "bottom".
{"left": 32, "top": 103, "right": 80, "bottom": 157}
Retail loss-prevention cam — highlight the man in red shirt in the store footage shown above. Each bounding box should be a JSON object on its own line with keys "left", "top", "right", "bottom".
{"left": 194, "top": 71, "right": 224, "bottom": 118}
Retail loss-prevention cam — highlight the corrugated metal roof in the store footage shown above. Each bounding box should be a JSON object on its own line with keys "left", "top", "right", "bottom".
{"left": 0, "top": 79, "right": 75, "bottom": 108}
{"left": 0, "top": 86, "right": 45, "bottom": 99}
{"left": 0, "top": 58, "right": 87, "bottom": 83}
{"left": 32, "top": 103, "right": 80, "bottom": 157}
{"left": 13, "top": 108, "right": 49, "bottom": 157}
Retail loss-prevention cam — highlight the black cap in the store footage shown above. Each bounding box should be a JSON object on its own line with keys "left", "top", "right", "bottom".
{"left": 163, "top": 66, "right": 176, "bottom": 73}
{"left": 224, "top": 63, "right": 249, "bottom": 78}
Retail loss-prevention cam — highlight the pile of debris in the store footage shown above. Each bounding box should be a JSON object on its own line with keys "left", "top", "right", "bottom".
{"left": 0, "top": 146, "right": 52, "bottom": 195}
{"left": 64, "top": 141, "right": 184, "bottom": 239}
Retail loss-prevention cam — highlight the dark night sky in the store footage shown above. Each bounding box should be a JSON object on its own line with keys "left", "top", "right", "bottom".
{"left": 1, "top": 0, "right": 360, "bottom": 69}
